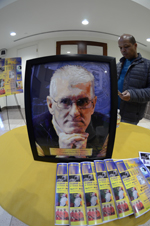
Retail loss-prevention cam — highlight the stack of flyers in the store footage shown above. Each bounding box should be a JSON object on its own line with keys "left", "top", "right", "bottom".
{"left": 68, "top": 162, "right": 87, "bottom": 226}
{"left": 94, "top": 160, "right": 118, "bottom": 222}
{"left": 55, "top": 163, "right": 69, "bottom": 225}
{"left": 104, "top": 159, "right": 133, "bottom": 218}
{"left": 81, "top": 162, "right": 103, "bottom": 225}
{"left": 116, "top": 158, "right": 150, "bottom": 218}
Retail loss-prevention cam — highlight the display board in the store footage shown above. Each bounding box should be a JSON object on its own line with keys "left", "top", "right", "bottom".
{"left": 0, "top": 57, "right": 23, "bottom": 96}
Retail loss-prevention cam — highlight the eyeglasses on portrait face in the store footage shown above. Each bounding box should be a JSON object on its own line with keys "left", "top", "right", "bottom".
{"left": 52, "top": 97, "right": 94, "bottom": 110}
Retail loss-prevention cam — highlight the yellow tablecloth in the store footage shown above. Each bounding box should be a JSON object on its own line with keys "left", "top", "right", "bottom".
{"left": 0, "top": 123, "right": 150, "bottom": 226}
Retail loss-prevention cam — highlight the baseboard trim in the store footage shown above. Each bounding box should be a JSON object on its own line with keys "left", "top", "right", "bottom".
{"left": 1, "top": 105, "right": 21, "bottom": 111}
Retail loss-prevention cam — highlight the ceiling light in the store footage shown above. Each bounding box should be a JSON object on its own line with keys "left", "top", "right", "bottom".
{"left": 67, "top": 51, "right": 71, "bottom": 53}
{"left": 10, "top": 32, "right": 16, "bottom": 36}
{"left": 146, "top": 38, "right": 150, "bottom": 42}
{"left": 82, "top": 19, "right": 89, "bottom": 25}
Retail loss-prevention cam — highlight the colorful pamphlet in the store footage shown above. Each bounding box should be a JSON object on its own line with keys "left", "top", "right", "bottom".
{"left": 94, "top": 160, "right": 118, "bottom": 222}
{"left": 104, "top": 159, "right": 133, "bottom": 218}
{"left": 139, "top": 152, "right": 150, "bottom": 174}
{"left": 81, "top": 162, "right": 103, "bottom": 225}
{"left": 135, "top": 157, "right": 150, "bottom": 185}
{"left": 68, "top": 162, "right": 87, "bottom": 226}
{"left": 116, "top": 158, "right": 150, "bottom": 218}
{"left": 55, "top": 163, "right": 69, "bottom": 225}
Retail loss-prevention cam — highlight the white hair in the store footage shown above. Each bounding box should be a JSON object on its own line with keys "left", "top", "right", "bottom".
{"left": 49, "top": 65, "right": 95, "bottom": 98}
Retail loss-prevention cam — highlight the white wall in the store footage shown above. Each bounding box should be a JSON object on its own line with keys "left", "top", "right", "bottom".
{"left": 0, "top": 35, "right": 150, "bottom": 109}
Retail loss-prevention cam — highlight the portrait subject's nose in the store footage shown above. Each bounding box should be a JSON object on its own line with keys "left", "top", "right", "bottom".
{"left": 69, "top": 103, "right": 80, "bottom": 117}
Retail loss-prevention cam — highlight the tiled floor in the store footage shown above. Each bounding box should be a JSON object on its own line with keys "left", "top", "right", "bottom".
{"left": 0, "top": 108, "right": 150, "bottom": 226}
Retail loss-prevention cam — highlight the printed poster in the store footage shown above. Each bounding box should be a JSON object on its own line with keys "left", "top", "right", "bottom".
{"left": 0, "top": 57, "right": 23, "bottom": 97}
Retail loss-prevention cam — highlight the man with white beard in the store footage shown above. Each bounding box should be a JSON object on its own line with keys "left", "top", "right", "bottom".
{"left": 74, "top": 194, "right": 82, "bottom": 207}
{"left": 60, "top": 193, "right": 67, "bottom": 206}
{"left": 91, "top": 193, "right": 97, "bottom": 206}
{"left": 132, "top": 187, "right": 138, "bottom": 200}
{"left": 118, "top": 187, "right": 124, "bottom": 200}
{"left": 105, "top": 189, "right": 111, "bottom": 202}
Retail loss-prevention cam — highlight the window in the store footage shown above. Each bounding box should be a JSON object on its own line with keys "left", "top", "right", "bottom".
{"left": 56, "top": 41, "right": 107, "bottom": 55}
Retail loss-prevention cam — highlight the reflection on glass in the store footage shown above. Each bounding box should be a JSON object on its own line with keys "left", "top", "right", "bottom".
{"left": 61, "top": 45, "right": 78, "bottom": 54}
{"left": 0, "top": 118, "right": 4, "bottom": 128}
{"left": 87, "top": 46, "right": 103, "bottom": 55}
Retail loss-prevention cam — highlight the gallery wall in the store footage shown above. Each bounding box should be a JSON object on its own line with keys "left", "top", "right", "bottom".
{"left": 0, "top": 35, "right": 150, "bottom": 109}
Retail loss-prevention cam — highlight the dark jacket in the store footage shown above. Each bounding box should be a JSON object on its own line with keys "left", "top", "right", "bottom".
{"left": 33, "top": 111, "right": 109, "bottom": 157}
{"left": 117, "top": 53, "right": 150, "bottom": 122}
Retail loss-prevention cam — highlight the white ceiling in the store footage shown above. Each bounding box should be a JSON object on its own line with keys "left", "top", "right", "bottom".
{"left": 132, "top": 0, "right": 150, "bottom": 10}
{"left": 0, "top": 0, "right": 150, "bottom": 52}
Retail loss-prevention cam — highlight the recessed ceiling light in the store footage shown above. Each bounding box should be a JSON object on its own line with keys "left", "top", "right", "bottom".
{"left": 82, "top": 19, "right": 89, "bottom": 25}
{"left": 10, "top": 32, "right": 16, "bottom": 36}
{"left": 146, "top": 38, "right": 150, "bottom": 42}
{"left": 67, "top": 51, "right": 71, "bottom": 53}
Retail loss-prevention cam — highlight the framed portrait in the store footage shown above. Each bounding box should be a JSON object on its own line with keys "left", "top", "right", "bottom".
{"left": 25, "top": 54, "right": 117, "bottom": 162}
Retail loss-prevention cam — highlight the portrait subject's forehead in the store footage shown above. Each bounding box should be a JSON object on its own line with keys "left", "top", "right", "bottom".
{"left": 52, "top": 65, "right": 94, "bottom": 81}
{"left": 50, "top": 65, "right": 95, "bottom": 97}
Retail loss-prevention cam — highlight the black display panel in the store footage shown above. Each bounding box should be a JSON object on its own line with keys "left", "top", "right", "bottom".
{"left": 24, "top": 54, "right": 117, "bottom": 162}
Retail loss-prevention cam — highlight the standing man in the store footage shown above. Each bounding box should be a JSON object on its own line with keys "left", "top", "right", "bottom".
{"left": 109, "top": 204, "right": 115, "bottom": 215}
{"left": 117, "top": 34, "right": 150, "bottom": 125}
{"left": 78, "top": 210, "right": 84, "bottom": 221}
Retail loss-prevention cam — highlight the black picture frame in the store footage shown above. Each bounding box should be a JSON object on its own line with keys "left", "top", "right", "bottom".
{"left": 24, "top": 54, "right": 117, "bottom": 162}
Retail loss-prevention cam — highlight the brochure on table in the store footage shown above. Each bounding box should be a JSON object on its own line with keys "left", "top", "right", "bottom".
{"left": 116, "top": 158, "right": 150, "bottom": 218}
{"left": 104, "top": 159, "right": 133, "bottom": 218}
{"left": 55, "top": 158, "right": 150, "bottom": 225}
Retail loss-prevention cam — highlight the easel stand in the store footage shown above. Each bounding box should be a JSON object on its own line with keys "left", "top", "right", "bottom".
{"left": 6, "top": 94, "right": 26, "bottom": 130}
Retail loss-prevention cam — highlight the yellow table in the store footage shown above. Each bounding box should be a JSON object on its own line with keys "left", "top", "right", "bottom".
{"left": 0, "top": 123, "right": 150, "bottom": 226}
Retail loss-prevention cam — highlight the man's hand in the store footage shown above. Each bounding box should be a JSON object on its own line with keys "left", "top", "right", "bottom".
{"left": 59, "top": 132, "right": 89, "bottom": 149}
{"left": 118, "top": 90, "right": 130, "bottom": 101}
